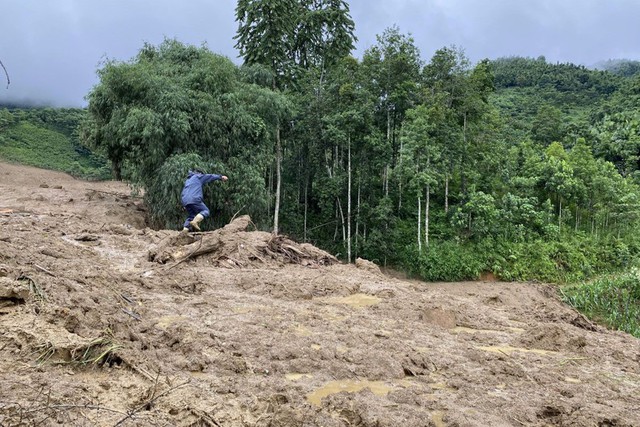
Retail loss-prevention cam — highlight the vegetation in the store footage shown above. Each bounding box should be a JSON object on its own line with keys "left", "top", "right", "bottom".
{"left": 0, "top": 107, "right": 110, "bottom": 179}
{"left": 5, "top": 1, "right": 640, "bottom": 332}
{"left": 76, "top": 23, "right": 640, "bottom": 283}
{"left": 562, "top": 270, "right": 640, "bottom": 338}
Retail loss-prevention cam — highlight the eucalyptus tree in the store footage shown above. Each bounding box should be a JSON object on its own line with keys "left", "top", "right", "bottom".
{"left": 234, "top": 0, "right": 356, "bottom": 234}
{"left": 400, "top": 98, "right": 452, "bottom": 251}
{"left": 422, "top": 46, "right": 467, "bottom": 211}
{"left": 362, "top": 26, "right": 422, "bottom": 201}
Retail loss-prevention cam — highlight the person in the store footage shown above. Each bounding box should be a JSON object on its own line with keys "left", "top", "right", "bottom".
{"left": 181, "top": 169, "right": 228, "bottom": 232}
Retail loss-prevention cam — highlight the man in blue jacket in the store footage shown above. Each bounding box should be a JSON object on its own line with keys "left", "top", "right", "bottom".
{"left": 181, "top": 170, "right": 228, "bottom": 232}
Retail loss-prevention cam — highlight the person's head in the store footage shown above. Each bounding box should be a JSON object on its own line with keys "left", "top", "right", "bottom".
{"left": 192, "top": 168, "right": 204, "bottom": 175}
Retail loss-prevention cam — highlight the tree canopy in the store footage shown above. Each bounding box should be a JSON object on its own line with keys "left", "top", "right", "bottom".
{"left": 76, "top": 9, "right": 640, "bottom": 285}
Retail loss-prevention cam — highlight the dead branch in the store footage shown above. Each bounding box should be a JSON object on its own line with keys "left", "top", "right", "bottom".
{"left": 20, "top": 403, "right": 128, "bottom": 417}
{"left": 190, "top": 408, "right": 222, "bottom": 426}
{"left": 0, "top": 59, "right": 9, "bottom": 89}
{"left": 34, "top": 264, "right": 56, "bottom": 277}
{"left": 112, "top": 380, "right": 191, "bottom": 426}
{"left": 121, "top": 308, "right": 141, "bottom": 321}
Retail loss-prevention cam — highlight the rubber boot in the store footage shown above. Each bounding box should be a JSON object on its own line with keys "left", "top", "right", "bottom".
{"left": 190, "top": 213, "right": 205, "bottom": 231}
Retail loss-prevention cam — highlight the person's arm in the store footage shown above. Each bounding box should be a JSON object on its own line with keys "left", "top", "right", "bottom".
{"left": 201, "top": 173, "right": 227, "bottom": 184}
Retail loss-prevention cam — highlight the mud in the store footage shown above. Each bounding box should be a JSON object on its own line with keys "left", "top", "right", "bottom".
{"left": 1, "top": 161, "right": 639, "bottom": 426}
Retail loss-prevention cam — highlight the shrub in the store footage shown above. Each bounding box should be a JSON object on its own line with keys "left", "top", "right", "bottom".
{"left": 562, "top": 269, "right": 640, "bottom": 338}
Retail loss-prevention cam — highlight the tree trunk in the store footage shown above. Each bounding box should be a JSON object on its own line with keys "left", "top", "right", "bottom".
{"left": 347, "top": 135, "right": 352, "bottom": 263}
{"left": 356, "top": 178, "right": 361, "bottom": 259}
{"left": 304, "top": 179, "right": 308, "bottom": 241}
{"left": 558, "top": 198, "right": 562, "bottom": 236}
{"left": 417, "top": 196, "right": 422, "bottom": 253}
{"left": 425, "top": 184, "right": 430, "bottom": 248}
{"left": 337, "top": 197, "right": 346, "bottom": 246}
{"left": 398, "top": 126, "right": 403, "bottom": 211}
{"left": 273, "top": 124, "right": 282, "bottom": 235}
{"left": 445, "top": 175, "right": 449, "bottom": 214}
{"left": 461, "top": 112, "right": 467, "bottom": 196}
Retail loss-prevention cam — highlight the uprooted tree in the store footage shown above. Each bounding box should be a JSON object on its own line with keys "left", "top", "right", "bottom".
{"left": 148, "top": 215, "right": 338, "bottom": 268}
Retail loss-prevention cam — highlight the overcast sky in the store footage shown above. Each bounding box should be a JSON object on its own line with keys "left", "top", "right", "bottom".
{"left": 2, "top": 0, "right": 639, "bottom": 107}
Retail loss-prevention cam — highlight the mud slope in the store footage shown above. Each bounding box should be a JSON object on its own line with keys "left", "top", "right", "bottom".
{"left": 1, "top": 161, "right": 639, "bottom": 427}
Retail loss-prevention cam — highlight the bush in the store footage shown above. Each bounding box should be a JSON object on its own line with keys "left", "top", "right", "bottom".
{"left": 0, "top": 121, "right": 110, "bottom": 180}
{"left": 561, "top": 269, "right": 640, "bottom": 338}
{"left": 407, "top": 241, "right": 487, "bottom": 282}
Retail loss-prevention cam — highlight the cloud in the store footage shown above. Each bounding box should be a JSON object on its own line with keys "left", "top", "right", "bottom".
{"left": 1, "top": 0, "right": 639, "bottom": 107}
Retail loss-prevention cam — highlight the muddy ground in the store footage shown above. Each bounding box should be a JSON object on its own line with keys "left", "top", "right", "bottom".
{"left": 1, "top": 161, "right": 639, "bottom": 427}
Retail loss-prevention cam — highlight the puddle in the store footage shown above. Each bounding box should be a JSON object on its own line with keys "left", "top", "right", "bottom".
{"left": 286, "top": 373, "right": 314, "bottom": 381}
{"left": 451, "top": 326, "right": 498, "bottom": 334}
{"left": 325, "top": 293, "right": 381, "bottom": 308}
{"left": 307, "top": 380, "right": 392, "bottom": 406}
{"left": 476, "top": 346, "right": 557, "bottom": 356}
{"left": 451, "top": 326, "right": 526, "bottom": 334}
{"left": 155, "top": 315, "right": 188, "bottom": 330}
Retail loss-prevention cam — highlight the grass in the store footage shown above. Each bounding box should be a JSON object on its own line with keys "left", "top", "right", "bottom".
{"left": 561, "top": 268, "right": 640, "bottom": 338}
{"left": 0, "top": 121, "right": 111, "bottom": 180}
{"left": 34, "top": 333, "right": 123, "bottom": 367}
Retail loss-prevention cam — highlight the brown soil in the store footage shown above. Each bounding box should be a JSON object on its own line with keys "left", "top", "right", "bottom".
{"left": 1, "top": 161, "right": 639, "bottom": 427}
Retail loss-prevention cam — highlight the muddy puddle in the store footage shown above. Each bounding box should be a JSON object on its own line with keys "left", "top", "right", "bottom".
{"left": 306, "top": 380, "right": 394, "bottom": 406}
{"left": 324, "top": 293, "right": 382, "bottom": 307}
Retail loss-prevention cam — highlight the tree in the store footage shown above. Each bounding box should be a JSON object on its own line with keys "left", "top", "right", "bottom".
{"left": 362, "top": 26, "right": 422, "bottom": 200}
{"left": 0, "top": 108, "right": 14, "bottom": 130}
{"left": 82, "top": 39, "right": 287, "bottom": 230}
{"left": 532, "top": 105, "right": 564, "bottom": 146}
{"left": 234, "top": 0, "right": 356, "bottom": 234}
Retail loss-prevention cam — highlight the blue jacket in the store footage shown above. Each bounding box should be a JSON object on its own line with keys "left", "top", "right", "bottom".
{"left": 181, "top": 171, "right": 222, "bottom": 205}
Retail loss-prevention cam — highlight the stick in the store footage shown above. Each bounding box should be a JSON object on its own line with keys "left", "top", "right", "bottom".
{"left": 0, "top": 59, "right": 9, "bottom": 89}
{"left": 121, "top": 308, "right": 141, "bottom": 321}
{"left": 34, "top": 264, "right": 56, "bottom": 277}
{"left": 230, "top": 205, "right": 246, "bottom": 222}
{"left": 21, "top": 403, "right": 128, "bottom": 417}
{"left": 112, "top": 381, "right": 190, "bottom": 426}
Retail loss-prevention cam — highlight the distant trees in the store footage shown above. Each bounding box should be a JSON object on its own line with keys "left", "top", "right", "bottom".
{"left": 78, "top": 13, "right": 640, "bottom": 283}
{"left": 234, "top": 0, "right": 356, "bottom": 234}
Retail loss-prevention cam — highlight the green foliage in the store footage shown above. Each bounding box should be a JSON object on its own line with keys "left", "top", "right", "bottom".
{"left": 562, "top": 270, "right": 640, "bottom": 337}
{"left": 0, "top": 120, "right": 110, "bottom": 180}
{"left": 83, "top": 39, "right": 290, "bottom": 229}
{"left": 235, "top": 0, "right": 356, "bottom": 86}
{"left": 145, "top": 153, "right": 208, "bottom": 229}
{"left": 8, "top": 20, "right": 640, "bottom": 334}
{"left": 405, "top": 241, "right": 486, "bottom": 282}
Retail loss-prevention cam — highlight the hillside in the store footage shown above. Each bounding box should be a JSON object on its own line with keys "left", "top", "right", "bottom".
{"left": 1, "top": 161, "right": 639, "bottom": 426}
{"left": 0, "top": 107, "right": 109, "bottom": 180}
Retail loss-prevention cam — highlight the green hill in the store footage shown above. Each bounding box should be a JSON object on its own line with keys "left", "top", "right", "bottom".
{"left": 0, "top": 107, "right": 110, "bottom": 180}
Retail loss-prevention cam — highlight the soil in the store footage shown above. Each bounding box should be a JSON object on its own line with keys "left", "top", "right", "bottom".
{"left": 1, "top": 161, "right": 639, "bottom": 427}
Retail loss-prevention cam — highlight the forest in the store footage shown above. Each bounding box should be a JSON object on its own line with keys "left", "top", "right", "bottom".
{"left": 1, "top": 1, "right": 639, "bottom": 335}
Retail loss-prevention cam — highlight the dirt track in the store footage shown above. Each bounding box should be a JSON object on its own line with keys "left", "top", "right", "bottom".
{"left": 1, "top": 161, "right": 639, "bottom": 427}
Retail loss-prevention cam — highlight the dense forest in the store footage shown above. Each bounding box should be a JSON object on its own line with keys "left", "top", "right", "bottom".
{"left": 2, "top": 1, "right": 640, "bottom": 334}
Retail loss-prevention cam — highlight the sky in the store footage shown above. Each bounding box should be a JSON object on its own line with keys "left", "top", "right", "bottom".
{"left": 2, "top": 0, "right": 640, "bottom": 107}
